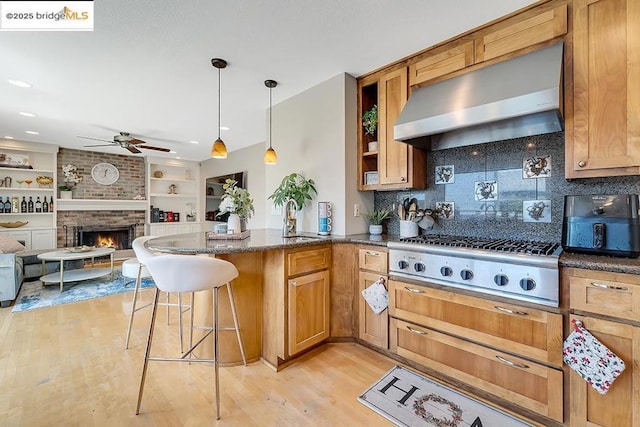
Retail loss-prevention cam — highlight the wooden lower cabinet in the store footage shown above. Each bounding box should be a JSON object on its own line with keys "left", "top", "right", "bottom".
{"left": 389, "top": 281, "right": 563, "bottom": 365}
{"left": 569, "top": 315, "right": 640, "bottom": 426}
{"left": 287, "top": 270, "right": 330, "bottom": 356}
{"left": 358, "top": 271, "right": 388, "bottom": 349}
{"left": 388, "top": 279, "right": 564, "bottom": 422}
{"left": 390, "top": 318, "right": 564, "bottom": 422}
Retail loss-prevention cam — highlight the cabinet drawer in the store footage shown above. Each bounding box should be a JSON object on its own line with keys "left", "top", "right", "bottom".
{"left": 568, "top": 268, "right": 640, "bottom": 322}
{"left": 389, "top": 280, "right": 563, "bottom": 366}
{"left": 286, "top": 246, "right": 331, "bottom": 277}
{"left": 390, "top": 318, "right": 563, "bottom": 422}
{"left": 358, "top": 247, "right": 387, "bottom": 273}
{"left": 475, "top": 4, "right": 567, "bottom": 62}
{"left": 409, "top": 41, "right": 475, "bottom": 86}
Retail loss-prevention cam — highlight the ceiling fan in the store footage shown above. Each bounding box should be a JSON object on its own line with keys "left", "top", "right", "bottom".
{"left": 78, "top": 132, "right": 171, "bottom": 154}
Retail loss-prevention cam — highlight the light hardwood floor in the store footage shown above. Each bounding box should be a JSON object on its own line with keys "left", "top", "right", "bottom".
{"left": 0, "top": 288, "right": 395, "bottom": 426}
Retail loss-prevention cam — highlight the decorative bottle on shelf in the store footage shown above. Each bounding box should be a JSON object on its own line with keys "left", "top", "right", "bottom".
{"left": 28, "top": 196, "right": 34, "bottom": 213}
{"left": 35, "top": 196, "right": 42, "bottom": 213}
{"left": 5, "top": 197, "right": 12, "bottom": 213}
{"left": 49, "top": 196, "right": 54, "bottom": 212}
{"left": 42, "top": 197, "right": 49, "bottom": 213}
{"left": 21, "top": 196, "right": 27, "bottom": 213}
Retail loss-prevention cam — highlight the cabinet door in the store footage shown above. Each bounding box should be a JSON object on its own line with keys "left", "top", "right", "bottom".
{"left": 31, "top": 229, "right": 56, "bottom": 250}
{"left": 286, "top": 246, "right": 331, "bottom": 277}
{"left": 390, "top": 318, "right": 563, "bottom": 422}
{"left": 358, "top": 247, "right": 387, "bottom": 273}
{"left": 378, "top": 67, "right": 409, "bottom": 186}
{"left": 358, "top": 271, "right": 388, "bottom": 349}
{"left": 475, "top": 4, "right": 567, "bottom": 62}
{"left": 288, "top": 270, "right": 330, "bottom": 356}
{"left": 569, "top": 315, "right": 640, "bottom": 426}
{"left": 569, "top": 0, "right": 640, "bottom": 177}
{"left": 568, "top": 268, "right": 640, "bottom": 322}
{"left": 389, "top": 281, "right": 563, "bottom": 366}
{"left": 409, "top": 41, "right": 475, "bottom": 86}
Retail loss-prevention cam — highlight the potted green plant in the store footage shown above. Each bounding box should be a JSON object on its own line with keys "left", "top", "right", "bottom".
{"left": 268, "top": 173, "right": 317, "bottom": 236}
{"left": 363, "top": 208, "right": 391, "bottom": 235}
{"left": 216, "top": 179, "right": 254, "bottom": 232}
{"left": 362, "top": 104, "right": 378, "bottom": 136}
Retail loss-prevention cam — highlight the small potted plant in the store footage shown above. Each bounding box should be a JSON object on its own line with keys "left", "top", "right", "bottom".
{"left": 268, "top": 173, "right": 317, "bottom": 236}
{"left": 58, "top": 164, "right": 82, "bottom": 199}
{"left": 363, "top": 208, "right": 392, "bottom": 235}
{"left": 362, "top": 105, "right": 378, "bottom": 151}
{"left": 216, "top": 179, "right": 254, "bottom": 232}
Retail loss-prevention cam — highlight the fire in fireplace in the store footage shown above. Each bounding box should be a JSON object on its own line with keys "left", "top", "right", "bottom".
{"left": 64, "top": 224, "right": 142, "bottom": 249}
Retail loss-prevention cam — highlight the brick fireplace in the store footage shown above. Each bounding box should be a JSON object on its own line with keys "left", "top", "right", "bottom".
{"left": 56, "top": 210, "right": 145, "bottom": 249}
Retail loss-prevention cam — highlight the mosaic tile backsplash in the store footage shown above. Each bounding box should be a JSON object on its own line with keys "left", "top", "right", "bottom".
{"left": 375, "top": 132, "right": 640, "bottom": 243}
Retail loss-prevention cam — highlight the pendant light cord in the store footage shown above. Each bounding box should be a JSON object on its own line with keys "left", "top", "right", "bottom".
{"left": 217, "top": 67, "right": 221, "bottom": 140}
{"left": 269, "top": 86, "right": 272, "bottom": 149}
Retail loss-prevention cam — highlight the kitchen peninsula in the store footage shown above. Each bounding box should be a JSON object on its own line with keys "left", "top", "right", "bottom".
{"left": 146, "top": 229, "right": 385, "bottom": 369}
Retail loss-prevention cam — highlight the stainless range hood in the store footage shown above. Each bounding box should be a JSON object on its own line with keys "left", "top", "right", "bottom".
{"left": 394, "top": 42, "right": 564, "bottom": 150}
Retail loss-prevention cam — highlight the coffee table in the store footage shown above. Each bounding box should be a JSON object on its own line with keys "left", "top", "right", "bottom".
{"left": 37, "top": 247, "right": 115, "bottom": 292}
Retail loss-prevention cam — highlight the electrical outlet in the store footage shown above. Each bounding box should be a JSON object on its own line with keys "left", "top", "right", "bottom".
{"left": 354, "top": 203, "right": 360, "bottom": 217}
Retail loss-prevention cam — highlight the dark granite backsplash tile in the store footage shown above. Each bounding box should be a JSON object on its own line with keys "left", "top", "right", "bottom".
{"left": 374, "top": 131, "right": 640, "bottom": 243}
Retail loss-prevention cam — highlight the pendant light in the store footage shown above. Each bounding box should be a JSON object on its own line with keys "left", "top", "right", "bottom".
{"left": 264, "top": 79, "right": 278, "bottom": 165}
{"left": 211, "top": 58, "right": 228, "bottom": 159}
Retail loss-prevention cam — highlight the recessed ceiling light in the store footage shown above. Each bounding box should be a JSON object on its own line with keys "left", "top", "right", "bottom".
{"left": 169, "top": 150, "right": 177, "bottom": 154}
{"left": 19, "top": 111, "right": 37, "bottom": 117}
{"left": 189, "top": 140, "right": 199, "bottom": 144}
{"left": 220, "top": 126, "right": 230, "bottom": 131}
{"left": 4, "top": 136, "right": 14, "bottom": 139}
{"left": 25, "top": 130, "right": 39, "bottom": 135}
{"left": 176, "top": 156, "right": 181, "bottom": 159}
{"left": 8, "top": 79, "right": 32, "bottom": 88}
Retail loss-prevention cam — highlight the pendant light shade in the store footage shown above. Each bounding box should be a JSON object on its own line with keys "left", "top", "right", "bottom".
{"left": 264, "top": 79, "right": 278, "bottom": 165}
{"left": 211, "top": 58, "right": 228, "bottom": 159}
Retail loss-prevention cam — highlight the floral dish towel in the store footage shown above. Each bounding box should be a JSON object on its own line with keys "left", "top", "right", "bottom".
{"left": 361, "top": 277, "right": 388, "bottom": 315}
{"left": 563, "top": 319, "right": 626, "bottom": 394}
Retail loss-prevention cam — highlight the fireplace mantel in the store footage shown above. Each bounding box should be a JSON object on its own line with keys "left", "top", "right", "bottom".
{"left": 56, "top": 199, "right": 147, "bottom": 211}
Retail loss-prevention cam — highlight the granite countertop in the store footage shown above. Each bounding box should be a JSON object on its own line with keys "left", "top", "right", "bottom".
{"left": 559, "top": 251, "right": 640, "bottom": 275}
{"left": 146, "top": 229, "right": 390, "bottom": 254}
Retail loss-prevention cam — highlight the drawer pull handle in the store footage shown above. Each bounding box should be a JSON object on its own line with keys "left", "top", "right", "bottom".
{"left": 404, "top": 287, "right": 425, "bottom": 294}
{"left": 406, "top": 326, "right": 428, "bottom": 335}
{"left": 591, "top": 282, "right": 629, "bottom": 291}
{"left": 291, "top": 281, "right": 297, "bottom": 286}
{"left": 494, "top": 306, "right": 528, "bottom": 316}
{"left": 366, "top": 251, "right": 379, "bottom": 256}
{"left": 495, "top": 355, "right": 529, "bottom": 369}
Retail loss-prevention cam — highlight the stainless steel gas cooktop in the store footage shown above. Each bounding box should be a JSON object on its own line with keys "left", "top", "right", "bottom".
{"left": 387, "top": 235, "right": 562, "bottom": 307}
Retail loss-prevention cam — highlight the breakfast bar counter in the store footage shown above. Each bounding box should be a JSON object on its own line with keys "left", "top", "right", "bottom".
{"left": 145, "top": 229, "right": 385, "bottom": 368}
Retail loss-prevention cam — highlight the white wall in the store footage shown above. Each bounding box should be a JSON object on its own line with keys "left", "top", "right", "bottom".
{"left": 200, "top": 72, "right": 373, "bottom": 236}
{"left": 199, "top": 143, "right": 266, "bottom": 230}
{"left": 264, "top": 73, "right": 373, "bottom": 235}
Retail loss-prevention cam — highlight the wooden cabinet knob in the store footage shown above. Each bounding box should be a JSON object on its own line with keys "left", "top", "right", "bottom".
{"left": 578, "top": 161, "right": 586, "bottom": 168}
{"left": 400, "top": 176, "right": 406, "bottom": 182}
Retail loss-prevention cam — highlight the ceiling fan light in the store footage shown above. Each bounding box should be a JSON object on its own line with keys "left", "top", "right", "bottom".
{"left": 264, "top": 147, "right": 277, "bottom": 164}
{"left": 211, "top": 138, "right": 227, "bottom": 158}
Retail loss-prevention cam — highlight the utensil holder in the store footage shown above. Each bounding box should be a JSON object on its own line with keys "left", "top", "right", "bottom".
{"left": 399, "top": 220, "right": 419, "bottom": 238}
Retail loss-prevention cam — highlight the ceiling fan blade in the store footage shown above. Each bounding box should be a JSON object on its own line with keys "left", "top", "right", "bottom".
{"left": 138, "top": 145, "right": 171, "bottom": 152}
{"left": 78, "top": 136, "right": 114, "bottom": 143}
{"left": 128, "top": 138, "right": 147, "bottom": 145}
{"left": 84, "top": 144, "right": 117, "bottom": 147}
{"left": 126, "top": 146, "right": 142, "bottom": 154}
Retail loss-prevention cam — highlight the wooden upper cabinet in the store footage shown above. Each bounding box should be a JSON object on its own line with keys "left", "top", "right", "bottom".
{"left": 567, "top": 0, "right": 640, "bottom": 178}
{"left": 475, "top": 4, "right": 567, "bottom": 63}
{"left": 409, "top": 41, "right": 475, "bottom": 86}
{"left": 378, "top": 67, "right": 427, "bottom": 189}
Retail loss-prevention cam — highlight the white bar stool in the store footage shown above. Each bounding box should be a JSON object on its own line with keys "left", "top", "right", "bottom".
{"left": 136, "top": 253, "right": 246, "bottom": 420}
{"left": 124, "top": 236, "right": 190, "bottom": 352}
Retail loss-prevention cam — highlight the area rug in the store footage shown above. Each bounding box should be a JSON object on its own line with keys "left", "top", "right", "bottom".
{"left": 358, "top": 365, "right": 532, "bottom": 426}
{"left": 11, "top": 267, "right": 155, "bottom": 313}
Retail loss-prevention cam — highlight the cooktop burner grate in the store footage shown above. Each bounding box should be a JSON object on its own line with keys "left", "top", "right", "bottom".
{"left": 399, "top": 235, "right": 560, "bottom": 256}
